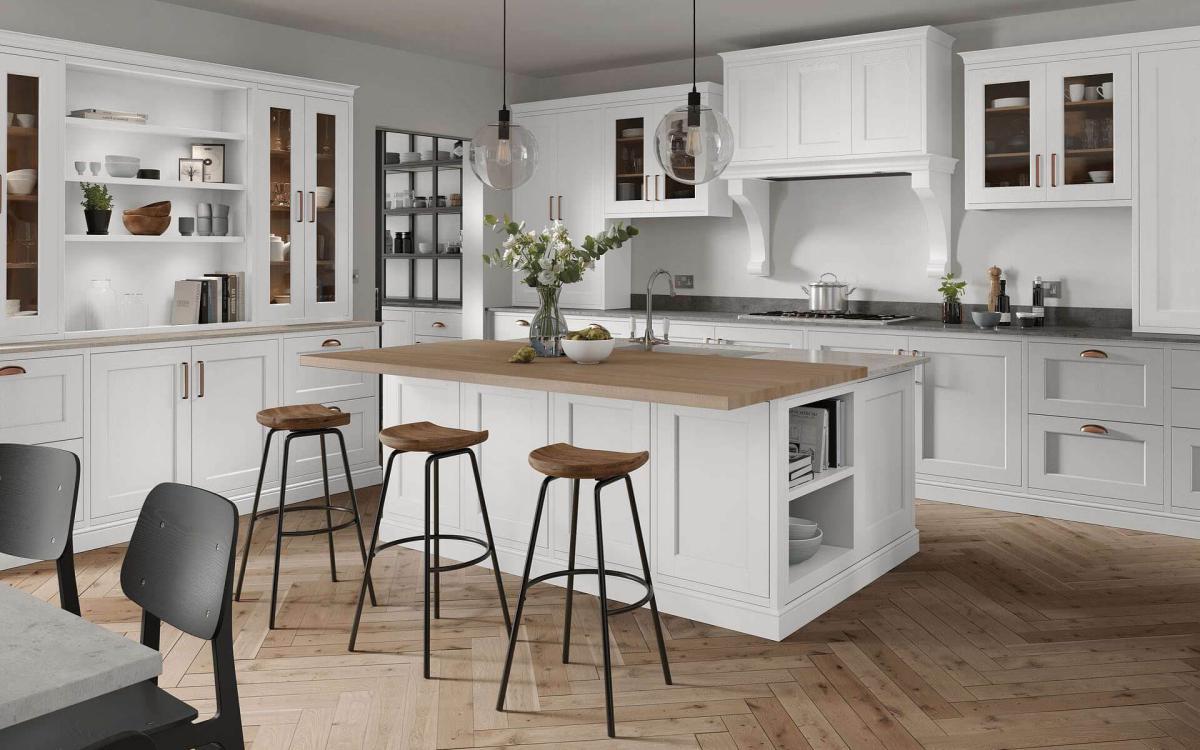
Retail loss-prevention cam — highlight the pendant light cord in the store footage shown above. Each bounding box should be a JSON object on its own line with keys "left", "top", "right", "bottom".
{"left": 502, "top": 0, "right": 508, "bottom": 108}
{"left": 691, "top": 0, "right": 697, "bottom": 93}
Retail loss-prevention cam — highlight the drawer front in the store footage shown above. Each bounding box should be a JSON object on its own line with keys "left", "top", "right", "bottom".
{"left": 414, "top": 311, "right": 462, "bottom": 338}
{"left": 564, "top": 314, "right": 631, "bottom": 339}
{"left": 808, "top": 330, "right": 907, "bottom": 354}
{"left": 714, "top": 325, "right": 805, "bottom": 348}
{"left": 285, "top": 396, "right": 379, "bottom": 480}
{"left": 1171, "top": 427, "right": 1200, "bottom": 511}
{"left": 1028, "top": 414, "right": 1165, "bottom": 506}
{"left": 0, "top": 355, "right": 84, "bottom": 444}
{"left": 414, "top": 334, "right": 459, "bottom": 345}
{"left": 381, "top": 309, "right": 414, "bottom": 347}
{"left": 492, "top": 313, "right": 532, "bottom": 341}
{"left": 283, "top": 330, "right": 378, "bottom": 405}
{"left": 1029, "top": 343, "right": 1164, "bottom": 424}
{"left": 663, "top": 321, "right": 716, "bottom": 343}
{"left": 1173, "top": 349, "right": 1200, "bottom": 389}
{"left": 1174, "top": 388, "right": 1200, "bottom": 430}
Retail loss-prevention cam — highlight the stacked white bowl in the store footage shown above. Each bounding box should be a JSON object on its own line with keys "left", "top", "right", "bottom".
{"left": 104, "top": 154, "right": 140, "bottom": 178}
{"left": 6, "top": 168, "right": 36, "bottom": 195}
{"left": 788, "top": 517, "right": 822, "bottom": 564}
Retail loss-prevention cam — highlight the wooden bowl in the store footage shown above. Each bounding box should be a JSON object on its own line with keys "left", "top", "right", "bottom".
{"left": 124, "top": 201, "right": 171, "bottom": 218}
{"left": 122, "top": 213, "right": 171, "bottom": 236}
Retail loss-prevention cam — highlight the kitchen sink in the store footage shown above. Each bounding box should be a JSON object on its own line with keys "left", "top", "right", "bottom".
{"left": 617, "top": 342, "right": 767, "bottom": 358}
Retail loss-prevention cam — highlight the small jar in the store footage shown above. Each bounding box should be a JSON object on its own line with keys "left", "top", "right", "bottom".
{"left": 436, "top": 195, "right": 447, "bottom": 208}
{"left": 413, "top": 197, "right": 427, "bottom": 209}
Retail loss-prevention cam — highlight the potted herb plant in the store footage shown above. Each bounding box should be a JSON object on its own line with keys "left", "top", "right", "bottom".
{"left": 484, "top": 216, "right": 638, "bottom": 357}
{"left": 938, "top": 273, "right": 966, "bottom": 324}
{"left": 80, "top": 183, "right": 114, "bottom": 235}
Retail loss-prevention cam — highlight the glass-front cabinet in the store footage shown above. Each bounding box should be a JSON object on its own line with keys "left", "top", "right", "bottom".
{"left": 966, "top": 54, "right": 1130, "bottom": 208}
{"left": 1, "top": 53, "right": 60, "bottom": 337}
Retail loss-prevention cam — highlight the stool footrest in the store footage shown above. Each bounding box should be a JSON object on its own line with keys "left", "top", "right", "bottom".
{"left": 253, "top": 504, "right": 360, "bottom": 537}
{"left": 527, "top": 568, "right": 654, "bottom": 614}
{"left": 375, "top": 533, "right": 494, "bottom": 574}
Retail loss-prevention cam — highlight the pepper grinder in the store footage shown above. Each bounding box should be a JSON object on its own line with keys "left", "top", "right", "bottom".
{"left": 987, "top": 266, "right": 1002, "bottom": 312}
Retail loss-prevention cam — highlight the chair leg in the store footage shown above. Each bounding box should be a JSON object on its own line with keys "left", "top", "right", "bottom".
{"left": 319, "top": 433, "right": 338, "bottom": 583}
{"left": 594, "top": 481, "right": 616, "bottom": 738}
{"left": 625, "top": 475, "right": 672, "bottom": 685}
{"left": 56, "top": 536, "right": 81, "bottom": 617}
{"left": 467, "top": 449, "right": 511, "bottom": 631}
{"left": 423, "top": 455, "right": 434, "bottom": 678}
{"left": 432, "top": 456, "right": 441, "bottom": 620}
{"left": 562, "top": 478, "right": 581, "bottom": 663}
{"left": 349, "top": 450, "right": 399, "bottom": 651}
{"left": 496, "top": 476, "right": 553, "bottom": 710}
{"left": 270, "top": 433, "right": 296, "bottom": 630}
{"left": 334, "top": 428, "right": 375, "bottom": 605}
{"left": 235, "top": 429, "right": 275, "bottom": 601}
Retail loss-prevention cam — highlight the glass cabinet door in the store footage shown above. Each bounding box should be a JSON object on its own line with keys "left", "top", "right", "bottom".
{"left": 965, "top": 64, "right": 1047, "bottom": 205}
{"left": 305, "top": 98, "right": 350, "bottom": 318}
{"left": 1, "top": 54, "right": 59, "bottom": 335}
{"left": 259, "top": 91, "right": 305, "bottom": 321}
{"left": 604, "top": 105, "right": 655, "bottom": 217}
{"left": 1046, "top": 55, "right": 1131, "bottom": 201}
{"left": 651, "top": 100, "right": 701, "bottom": 211}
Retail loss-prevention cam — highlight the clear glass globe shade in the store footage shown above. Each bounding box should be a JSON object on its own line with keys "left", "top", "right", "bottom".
{"left": 654, "top": 103, "right": 735, "bottom": 185}
{"left": 469, "top": 121, "right": 538, "bottom": 190}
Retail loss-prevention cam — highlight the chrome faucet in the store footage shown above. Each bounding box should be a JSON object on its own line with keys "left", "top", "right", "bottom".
{"left": 638, "top": 268, "right": 676, "bottom": 350}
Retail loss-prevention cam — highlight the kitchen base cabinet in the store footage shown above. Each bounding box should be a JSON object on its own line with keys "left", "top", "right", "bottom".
{"left": 1028, "top": 414, "right": 1165, "bottom": 507}
{"left": 0, "top": 353, "right": 83, "bottom": 444}
{"left": 1172, "top": 427, "right": 1200, "bottom": 511}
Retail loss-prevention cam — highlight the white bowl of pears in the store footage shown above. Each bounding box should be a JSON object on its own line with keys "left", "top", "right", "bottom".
{"left": 561, "top": 325, "right": 615, "bottom": 364}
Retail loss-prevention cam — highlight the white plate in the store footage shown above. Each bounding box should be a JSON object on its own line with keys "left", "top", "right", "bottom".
{"left": 397, "top": 152, "right": 421, "bottom": 162}
{"left": 621, "top": 128, "right": 644, "bottom": 138}
{"left": 991, "top": 97, "right": 1030, "bottom": 109}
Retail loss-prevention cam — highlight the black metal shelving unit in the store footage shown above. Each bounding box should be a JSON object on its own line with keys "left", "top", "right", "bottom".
{"left": 375, "top": 128, "right": 465, "bottom": 310}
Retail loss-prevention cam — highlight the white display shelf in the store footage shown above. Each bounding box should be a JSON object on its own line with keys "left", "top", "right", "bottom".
{"left": 788, "top": 465, "right": 854, "bottom": 501}
{"left": 65, "top": 175, "right": 247, "bottom": 191}
{"left": 65, "top": 117, "right": 246, "bottom": 142}
{"left": 65, "top": 234, "right": 244, "bottom": 244}
{"left": 787, "top": 544, "right": 854, "bottom": 589}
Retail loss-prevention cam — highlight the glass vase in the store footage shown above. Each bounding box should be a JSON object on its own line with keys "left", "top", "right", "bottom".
{"left": 941, "top": 300, "right": 963, "bottom": 324}
{"left": 529, "top": 285, "right": 568, "bottom": 357}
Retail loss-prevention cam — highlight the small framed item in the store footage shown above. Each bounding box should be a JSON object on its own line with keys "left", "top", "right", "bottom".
{"left": 191, "top": 143, "right": 225, "bottom": 183}
{"left": 178, "top": 157, "right": 205, "bottom": 182}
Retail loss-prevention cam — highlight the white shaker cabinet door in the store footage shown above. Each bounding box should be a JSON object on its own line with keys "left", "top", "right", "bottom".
{"left": 190, "top": 339, "right": 279, "bottom": 495}
{"left": 380, "top": 375, "right": 462, "bottom": 528}
{"left": 654, "top": 402, "right": 771, "bottom": 598}
{"left": 851, "top": 45, "right": 921, "bottom": 155}
{"left": 787, "top": 54, "right": 852, "bottom": 158}
{"left": 90, "top": 347, "right": 192, "bottom": 520}
{"left": 909, "top": 336, "right": 1023, "bottom": 486}
{"left": 1172, "top": 427, "right": 1200, "bottom": 511}
{"left": 726, "top": 62, "right": 789, "bottom": 162}
{"left": 857, "top": 371, "right": 916, "bottom": 551}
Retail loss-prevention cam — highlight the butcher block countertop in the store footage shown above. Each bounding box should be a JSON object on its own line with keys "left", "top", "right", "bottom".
{"left": 302, "top": 340, "right": 923, "bottom": 410}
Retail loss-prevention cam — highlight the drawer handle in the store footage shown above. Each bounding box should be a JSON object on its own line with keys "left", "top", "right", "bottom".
{"left": 326, "top": 405, "right": 342, "bottom": 413}
{"left": 1080, "top": 423, "right": 1109, "bottom": 435}
{"left": 181, "top": 362, "right": 189, "bottom": 400}
{"left": 321, "top": 338, "right": 342, "bottom": 347}
{"left": 1080, "top": 349, "right": 1108, "bottom": 359}
{"left": 516, "top": 319, "right": 530, "bottom": 327}
{"left": 0, "top": 365, "right": 27, "bottom": 377}
{"left": 432, "top": 321, "right": 446, "bottom": 329}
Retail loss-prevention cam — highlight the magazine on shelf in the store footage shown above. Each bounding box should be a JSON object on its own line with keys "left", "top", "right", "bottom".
{"left": 790, "top": 407, "right": 829, "bottom": 472}
{"left": 171, "top": 280, "right": 202, "bottom": 325}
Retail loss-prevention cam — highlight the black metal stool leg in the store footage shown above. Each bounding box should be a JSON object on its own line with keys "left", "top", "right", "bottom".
{"left": 423, "top": 455, "right": 434, "bottom": 678}
{"left": 433, "top": 457, "right": 441, "bottom": 620}
{"left": 349, "top": 450, "right": 399, "bottom": 651}
{"left": 235, "top": 429, "right": 275, "bottom": 601}
{"left": 594, "top": 480, "right": 616, "bottom": 738}
{"left": 467, "top": 449, "right": 511, "bottom": 631}
{"left": 334, "top": 429, "right": 376, "bottom": 605}
{"left": 562, "top": 478, "right": 581, "bottom": 663}
{"left": 270, "top": 433, "right": 297, "bottom": 630}
{"left": 319, "top": 433, "right": 338, "bottom": 583}
{"left": 496, "top": 476, "right": 553, "bottom": 710}
{"left": 625, "top": 475, "right": 671, "bottom": 685}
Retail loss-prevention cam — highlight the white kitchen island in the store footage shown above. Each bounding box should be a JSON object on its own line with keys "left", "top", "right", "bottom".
{"left": 302, "top": 340, "right": 924, "bottom": 640}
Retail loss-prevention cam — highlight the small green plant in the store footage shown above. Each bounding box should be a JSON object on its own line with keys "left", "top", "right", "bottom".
{"left": 937, "top": 273, "right": 967, "bottom": 303}
{"left": 79, "top": 183, "right": 114, "bottom": 211}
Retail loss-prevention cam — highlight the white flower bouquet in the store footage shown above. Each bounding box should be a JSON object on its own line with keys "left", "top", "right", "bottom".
{"left": 482, "top": 214, "right": 638, "bottom": 288}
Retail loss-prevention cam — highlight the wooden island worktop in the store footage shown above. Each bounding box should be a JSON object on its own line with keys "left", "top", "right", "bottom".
{"left": 300, "top": 339, "right": 922, "bottom": 410}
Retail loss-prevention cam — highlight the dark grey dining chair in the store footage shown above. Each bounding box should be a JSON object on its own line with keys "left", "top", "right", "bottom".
{"left": 83, "top": 731, "right": 157, "bottom": 750}
{"left": 0, "top": 442, "right": 81, "bottom": 615}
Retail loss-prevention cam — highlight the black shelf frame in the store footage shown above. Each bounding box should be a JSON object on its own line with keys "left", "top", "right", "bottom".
{"left": 375, "top": 127, "right": 465, "bottom": 309}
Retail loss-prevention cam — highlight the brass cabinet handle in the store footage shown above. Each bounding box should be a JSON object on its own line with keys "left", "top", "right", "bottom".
{"left": 296, "top": 190, "right": 303, "bottom": 222}
{"left": 181, "top": 362, "right": 189, "bottom": 400}
{"left": 197, "top": 360, "right": 205, "bottom": 398}
{"left": 516, "top": 319, "right": 530, "bottom": 327}
{"left": 1035, "top": 154, "right": 1041, "bottom": 188}
{"left": 432, "top": 321, "right": 446, "bottom": 329}
{"left": 895, "top": 348, "right": 908, "bottom": 356}
{"left": 309, "top": 191, "right": 316, "bottom": 222}
{"left": 0, "top": 365, "right": 26, "bottom": 376}
{"left": 327, "top": 404, "right": 342, "bottom": 413}
{"left": 1080, "top": 423, "right": 1109, "bottom": 435}
{"left": 321, "top": 338, "right": 342, "bottom": 347}
{"left": 1051, "top": 153, "right": 1058, "bottom": 187}
{"left": 557, "top": 195, "right": 563, "bottom": 221}
{"left": 548, "top": 194, "right": 553, "bottom": 221}
{"left": 1080, "top": 349, "right": 1108, "bottom": 359}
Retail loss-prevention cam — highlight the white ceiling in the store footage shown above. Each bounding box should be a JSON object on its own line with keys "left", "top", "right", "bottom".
{"left": 159, "top": 0, "right": 1128, "bottom": 77}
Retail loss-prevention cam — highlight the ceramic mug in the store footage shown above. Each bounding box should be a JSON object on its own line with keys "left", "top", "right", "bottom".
{"left": 1084, "top": 85, "right": 1101, "bottom": 101}
{"left": 1097, "top": 81, "right": 1114, "bottom": 99}
{"left": 1068, "top": 83, "right": 1086, "bottom": 102}
{"left": 5, "top": 299, "right": 19, "bottom": 316}
{"left": 196, "top": 217, "right": 212, "bottom": 236}
{"left": 178, "top": 217, "right": 195, "bottom": 236}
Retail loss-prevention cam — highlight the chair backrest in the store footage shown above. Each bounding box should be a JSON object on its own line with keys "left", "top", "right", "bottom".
{"left": 0, "top": 443, "right": 80, "bottom": 560}
{"left": 83, "top": 731, "right": 157, "bottom": 750}
{"left": 120, "top": 482, "right": 237, "bottom": 640}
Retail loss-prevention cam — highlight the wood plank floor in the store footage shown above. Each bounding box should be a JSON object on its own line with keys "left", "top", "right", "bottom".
{"left": 6, "top": 491, "right": 1200, "bottom": 749}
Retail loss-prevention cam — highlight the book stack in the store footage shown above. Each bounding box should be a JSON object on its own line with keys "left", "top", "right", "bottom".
{"left": 171, "top": 272, "right": 245, "bottom": 325}
{"left": 788, "top": 446, "right": 814, "bottom": 489}
{"left": 69, "top": 108, "right": 148, "bottom": 125}
{"left": 788, "top": 398, "right": 847, "bottom": 478}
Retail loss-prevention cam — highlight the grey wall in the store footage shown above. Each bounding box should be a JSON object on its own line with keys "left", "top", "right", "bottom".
{"left": 0, "top": 0, "right": 535, "bottom": 320}
{"left": 524, "top": 0, "right": 1200, "bottom": 310}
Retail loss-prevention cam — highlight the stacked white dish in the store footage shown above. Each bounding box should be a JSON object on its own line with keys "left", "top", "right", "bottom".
{"left": 788, "top": 517, "right": 822, "bottom": 564}
{"left": 104, "top": 154, "right": 140, "bottom": 178}
{"left": 6, "top": 168, "right": 36, "bottom": 195}
{"left": 397, "top": 151, "right": 420, "bottom": 163}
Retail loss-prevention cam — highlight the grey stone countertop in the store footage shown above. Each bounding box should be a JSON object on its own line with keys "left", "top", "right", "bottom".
{"left": 488, "top": 307, "right": 1200, "bottom": 346}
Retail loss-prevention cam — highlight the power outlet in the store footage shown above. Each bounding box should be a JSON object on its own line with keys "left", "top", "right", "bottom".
{"left": 674, "top": 274, "right": 694, "bottom": 290}
{"left": 1042, "top": 280, "right": 1062, "bottom": 299}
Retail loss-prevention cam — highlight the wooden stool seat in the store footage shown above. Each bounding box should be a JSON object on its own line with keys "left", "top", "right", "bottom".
{"left": 529, "top": 443, "right": 649, "bottom": 480}
{"left": 256, "top": 404, "right": 350, "bottom": 431}
{"left": 379, "top": 421, "right": 488, "bottom": 453}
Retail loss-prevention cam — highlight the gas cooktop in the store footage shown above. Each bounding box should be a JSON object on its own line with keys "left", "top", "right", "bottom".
{"left": 737, "top": 311, "right": 916, "bottom": 325}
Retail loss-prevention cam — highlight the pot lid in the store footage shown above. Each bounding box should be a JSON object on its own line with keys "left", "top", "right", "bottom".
{"left": 808, "top": 272, "right": 849, "bottom": 288}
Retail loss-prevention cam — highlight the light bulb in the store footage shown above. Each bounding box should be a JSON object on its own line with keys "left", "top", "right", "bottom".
{"left": 496, "top": 137, "right": 512, "bottom": 166}
{"left": 685, "top": 125, "right": 704, "bottom": 158}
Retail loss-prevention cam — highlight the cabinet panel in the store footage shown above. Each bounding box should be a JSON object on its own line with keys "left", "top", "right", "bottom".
{"left": 851, "top": 46, "right": 921, "bottom": 154}
{"left": 285, "top": 395, "right": 378, "bottom": 480}
{"left": 858, "top": 372, "right": 915, "bottom": 549}
{"left": 90, "top": 347, "right": 191, "bottom": 519}
{"left": 807, "top": 330, "right": 907, "bottom": 354}
{"left": 1028, "top": 342, "right": 1164, "bottom": 424}
{"left": 965, "top": 63, "right": 1048, "bottom": 206}
{"left": 381, "top": 309, "right": 413, "bottom": 347}
{"left": 0, "top": 354, "right": 82, "bottom": 444}
{"left": 1172, "top": 349, "right": 1200, "bottom": 389}
{"left": 1045, "top": 55, "right": 1131, "bottom": 202}
{"left": 713, "top": 325, "right": 804, "bottom": 349}
{"left": 304, "top": 96, "right": 352, "bottom": 319}
{"left": 283, "top": 330, "right": 377, "bottom": 404}
{"left": 191, "top": 339, "right": 279, "bottom": 494}
{"left": 255, "top": 90, "right": 306, "bottom": 322}
{"left": 910, "top": 336, "right": 1022, "bottom": 485}
{"left": 787, "top": 55, "right": 852, "bottom": 158}
{"left": 1171, "top": 427, "right": 1200, "bottom": 510}
{"left": 414, "top": 310, "right": 461, "bottom": 338}
{"left": 655, "top": 402, "right": 770, "bottom": 597}
{"left": 380, "top": 376, "right": 461, "bottom": 527}
{"left": 726, "top": 62, "right": 788, "bottom": 162}
{"left": 1029, "top": 414, "right": 1164, "bottom": 506}
{"left": 1174, "top": 388, "right": 1200, "bottom": 430}
{"left": 662, "top": 320, "right": 715, "bottom": 343}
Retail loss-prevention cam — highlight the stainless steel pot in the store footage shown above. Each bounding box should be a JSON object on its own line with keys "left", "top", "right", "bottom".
{"left": 802, "top": 273, "right": 856, "bottom": 312}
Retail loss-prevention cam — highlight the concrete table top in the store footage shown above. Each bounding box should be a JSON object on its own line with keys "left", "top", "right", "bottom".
{"left": 0, "top": 584, "right": 161, "bottom": 729}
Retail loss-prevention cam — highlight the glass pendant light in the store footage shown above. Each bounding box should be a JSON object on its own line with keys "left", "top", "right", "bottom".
{"left": 470, "top": 0, "right": 538, "bottom": 190}
{"left": 654, "top": 0, "right": 734, "bottom": 185}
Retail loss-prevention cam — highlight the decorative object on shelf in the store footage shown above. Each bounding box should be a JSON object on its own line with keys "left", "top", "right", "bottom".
{"left": 972, "top": 310, "right": 1002, "bottom": 330}
{"left": 986, "top": 266, "right": 1002, "bottom": 311}
{"left": 79, "top": 182, "right": 114, "bottom": 235}
{"left": 122, "top": 201, "right": 172, "bottom": 236}
{"left": 469, "top": 0, "right": 538, "bottom": 189}
{"left": 69, "top": 108, "right": 146, "bottom": 124}
{"left": 314, "top": 186, "right": 333, "bottom": 208}
{"left": 483, "top": 214, "right": 638, "bottom": 356}
{"left": 212, "top": 217, "right": 229, "bottom": 236}
{"left": 73, "top": 160, "right": 86, "bottom": 176}
{"left": 104, "top": 154, "right": 140, "bottom": 178}
{"left": 178, "top": 157, "right": 204, "bottom": 182}
{"left": 12, "top": 113, "right": 35, "bottom": 128}
{"left": 197, "top": 217, "right": 212, "bottom": 236}
{"left": 88, "top": 161, "right": 100, "bottom": 176}
{"left": 116, "top": 291, "right": 148, "bottom": 329}
{"left": 270, "top": 234, "right": 290, "bottom": 262}
{"left": 449, "top": 192, "right": 462, "bottom": 207}
{"left": 6, "top": 168, "right": 36, "bottom": 196}
{"left": 508, "top": 346, "right": 536, "bottom": 364}
{"left": 452, "top": 140, "right": 464, "bottom": 158}
{"left": 562, "top": 326, "right": 616, "bottom": 365}
{"left": 191, "top": 143, "right": 225, "bottom": 182}
{"left": 654, "top": 0, "right": 734, "bottom": 186}
{"left": 86, "top": 278, "right": 117, "bottom": 330}
{"left": 178, "top": 217, "right": 195, "bottom": 236}
{"left": 136, "top": 168, "right": 160, "bottom": 180}
{"left": 938, "top": 272, "right": 966, "bottom": 324}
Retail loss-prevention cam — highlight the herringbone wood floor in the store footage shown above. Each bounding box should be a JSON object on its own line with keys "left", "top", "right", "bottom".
{"left": 7, "top": 490, "right": 1200, "bottom": 749}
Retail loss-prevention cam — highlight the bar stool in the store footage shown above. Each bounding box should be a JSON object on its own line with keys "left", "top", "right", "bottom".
{"left": 496, "top": 443, "right": 671, "bottom": 738}
{"left": 349, "top": 421, "right": 511, "bottom": 679}
{"left": 234, "top": 403, "right": 375, "bottom": 629}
